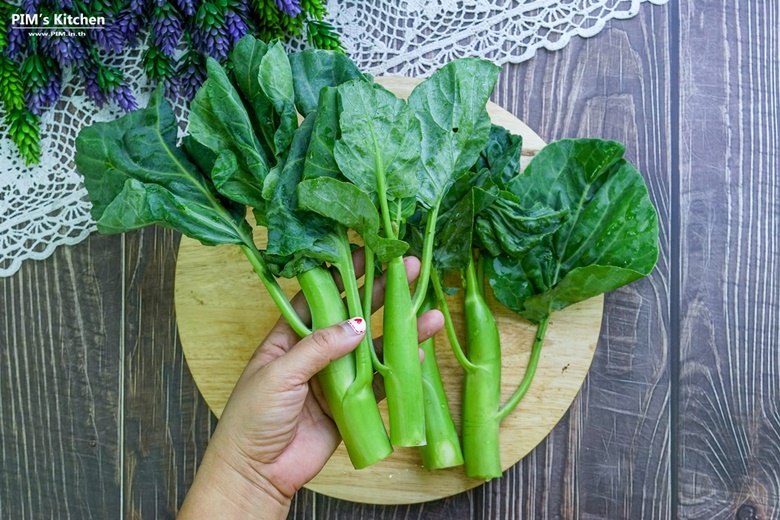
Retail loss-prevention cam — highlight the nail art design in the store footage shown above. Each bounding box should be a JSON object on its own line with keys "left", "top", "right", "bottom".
{"left": 347, "top": 317, "right": 366, "bottom": 335}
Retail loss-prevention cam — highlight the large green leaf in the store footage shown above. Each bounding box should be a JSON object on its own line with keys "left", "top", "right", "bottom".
{"left": 475, "top": 195, "right": 568, "bottom": 258}
{"left": 487, "top": 139, "right": 659, "bottom": 322}
{"left": 188, "top": 58, "right": 270, "bottom": 208}
{"left": 334, "top": 80, "right": 421, "bottom": 202}
{"left": 434, "top": 183, "right": 498, "bottom": 272}
{"left": 298, "top": 177, "right": 409, "bottom": 262}
{"left": 75, "top": 87, "right": 249, "bottom": 246}
{"left": 257, "top": 40, "right": 298, "bottom": 161}
{"left": 303, "top": 86, "right": 342, "bottom": 181}
{"left": 289, "top": 49, "right": 369, "bottom": 116}
{"left": 474, "top": 124, "right": 523, "bottom": 187}
{"left": 264, "top": 114, "right": 339, "bottom": 268}
{"left": 408, "top": 58, "right": 500, "bottom": 209}
{"left": 231, "top": 35, "right": 275, "bottom": 160}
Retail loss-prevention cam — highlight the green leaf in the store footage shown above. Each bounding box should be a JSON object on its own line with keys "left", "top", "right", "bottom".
{"left": 75, "top": 87, "right": 249, "bottom": 246}
{"left": 257, "top": 40, "right": 298, "bottom": 161}
{"left": 487, "top": 139, "right": 659, "bottom": 322}
{"left": 230, "top": 35, "right": 276, "bottom": 160}
{"left": 264, "top": 114, "right": 339, "bottom": 266}
{"left": 474, "top": 124, "right": 524, "bottom": 187}
{"left": 434, "top": 184, "right": 498, "bottom": 272}
{"left": 298, "top": 177, "right": 409, "bottom": 262}
{"left": 475, "top": 195, "right": 568, "bottom": 258}
{"left": 188, "top": 58, "right": 271, "bottom": 208}
{"left": 334, "top": 81, "right": 421, "bottom": 202}
{"left": 303, "top": 86, "right": 343, "bottom": 181}
{"left": 408, "top": 58, "right": 500, "bottom": 209}
{"left": 289, "top": 49, "right": 369, "bottom": 116}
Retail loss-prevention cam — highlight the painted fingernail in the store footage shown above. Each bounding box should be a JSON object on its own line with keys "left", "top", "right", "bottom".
{"left": 346, "top": 317, "right": 366, "bottom": 335}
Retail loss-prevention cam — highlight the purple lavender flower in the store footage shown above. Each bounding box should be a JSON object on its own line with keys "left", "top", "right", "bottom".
{"left": 173, "top": 0, "right": 196, "bottom": 17}
{"left": 108, "top": 84, "right": 138, "bottom": 112}
{"left": 22, "top": 0, "right": 40, "bottom": 15}
{"left": 224, "top": 9, "right": 248, "bottom": 46}
{"left": 24, "top": 56, "right": 62, "bottom": 115}
{"left": 228, "top": 0, "right": 250, "bottom": 17}
{"left": 274, "top": 0, "right": 302, "bottom": 17}
{"left": 177, "top": 53, "right": 207, "bottom": 101}
{"left": 129, "top": 0, "right": 148, "bottom": 15}
{"left": 193, "top": 2, "right": 230, "bottom": 61}
{"left": 82, "top": 66, "right": 108, "bottom": 107}
{"left": 26, "top": 75, "right": 61, "bottom": 115}
{"left": 115, "top": 11, "right": 142, "bottom": 46}
{"left": 42, "top": 34, "right": 88, "bottom": 67}
{"left": 6, "top": 28, "right": 27, "bottom": 58}
{"left": 152, "top": 4, "right": 183, "bottom": 56}
{"left": 56, "top": 0, "right": 73, "bottom": 9}
{"left": 91, "top": 20, "right": 126, "bottom": 54}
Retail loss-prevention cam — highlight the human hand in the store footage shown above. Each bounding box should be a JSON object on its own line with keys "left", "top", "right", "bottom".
{"left": 179, "top": 256, "right": 444, "bottom": 519}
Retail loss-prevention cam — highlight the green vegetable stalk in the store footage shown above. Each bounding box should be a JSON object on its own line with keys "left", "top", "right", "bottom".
{"left": 417, "top": 288, "right": 464, "bottom": 470}
{"left": 298, "top": 267, "right": 393, "bottom": 468}
{"left": 460, "top": 257, "right": 503, "bottom": 478}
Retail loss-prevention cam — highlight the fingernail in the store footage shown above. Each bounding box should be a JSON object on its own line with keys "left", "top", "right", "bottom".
{"left": 345, "top": 317, "right": 366, "bottom": 335}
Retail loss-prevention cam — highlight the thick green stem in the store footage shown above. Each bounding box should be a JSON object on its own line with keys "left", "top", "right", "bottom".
{"left": 382, "top": 256, "right": 426, "bottom": 446}
{"left": 461, "top": 257, "right": 503, "bottom": 480}
{"left": 411, "top": 203, "right": 439, "bottom": 314}
{"left": 297, "top": 268, "right": 392, "bottom": 469}
{"left": 417, "top": 289, "right": 464, "bottom": 470}
{"left": 496, "top": 316, "right": 549, "bottom": 421}
{"left": 239, "top": 244, "right": 310, "bottom": 338}
{"left": 333, "top": 234, "right": 374, "bottom": 389}
{"left": 431, "top": 268, "right": 477, "bottom": 373}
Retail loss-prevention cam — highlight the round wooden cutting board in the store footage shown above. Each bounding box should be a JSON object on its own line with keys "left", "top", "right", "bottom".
{"left": 174, "top": 77, "right": 604, "bottom": 505}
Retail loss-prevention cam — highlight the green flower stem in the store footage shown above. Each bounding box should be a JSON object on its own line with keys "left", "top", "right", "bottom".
{"left": 239, "top": 243, "right": 310, "bottom": 338}
{"left": 411, "top": 202, "right": 439, "bottom": 314}
{"left": 431, "top": 268, "right": 477, "bottom": 373}
{"left": 362, "top": 245, "right": 388, "bottom": 374}
{"left": 496, "top": 316, "right": 549, "bottom": 421}
{"left": 334, "top": 233, "right": 374, "bottom": 389}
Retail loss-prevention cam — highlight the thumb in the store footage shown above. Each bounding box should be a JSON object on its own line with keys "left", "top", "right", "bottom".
{"left": 272, "top": 317, "right": 367, "bottom": 386}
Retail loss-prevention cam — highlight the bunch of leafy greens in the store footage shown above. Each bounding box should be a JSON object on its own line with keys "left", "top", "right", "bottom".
{"left": 75, "top": 34, "right": 659, "bottom": 477}
{"left": 429, "top": 131, "right": 659, "bottom": 479}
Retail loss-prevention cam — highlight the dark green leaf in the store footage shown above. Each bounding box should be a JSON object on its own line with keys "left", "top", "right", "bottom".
{"left": 474, "top": 124, "right": 523, "bottom": 187}
{"left": 264, "top": 114, "right": 339, "bottom": 266}
{"left": 188, "top": 59, "right": 271, "bottom": 208}
{"left": 298, "top": 177, "right": 409, "bottom": 262}
{"left": 230, "top": 35, "right": 276, "bottom": 160}
{"left": 488, "top": 139, "right": 659, "bottom": 322}
{"left": 75, "top": 87, "right": 250, "bottom": 246}
{"left": 303, "top": 86, "right": 343, "bottom": 181}
{"left": 334, "top": 81, "right": 421, "bottom": 202}
{"left": 475, "top": 195, "right": 568, "bottom": 258}
{"left": 434, "top": 185, "right": 498, "bottom": 272}
{"left": 408, "top": 58, "right": 500, "bottom": 209}
{"left": 289, "top": 49, "right": 369, "bottom": 116}
{"left": 257, "top": 41, "right": 298, "bottom": 161}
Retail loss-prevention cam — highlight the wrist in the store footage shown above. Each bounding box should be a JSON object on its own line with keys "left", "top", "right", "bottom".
{"left": 180, "top": 439, "right": 291, "bottom": 519}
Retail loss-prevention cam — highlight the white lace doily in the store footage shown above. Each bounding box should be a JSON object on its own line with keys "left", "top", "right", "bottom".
{"left": 0, "top": 0, "right": 668, "bottom": 277}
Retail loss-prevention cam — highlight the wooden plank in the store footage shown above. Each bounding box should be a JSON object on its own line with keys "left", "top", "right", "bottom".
{"left": 678, "top": 1, "right": 780, "bottom": 518}
{"left": 120, "top": 227, "right": 215, "bottom": 519}
{"left": 0, "top": 234, "right": 123, "bottom": 518}
{"left": 472, "top": 4, "right": 673, "bottom": 519}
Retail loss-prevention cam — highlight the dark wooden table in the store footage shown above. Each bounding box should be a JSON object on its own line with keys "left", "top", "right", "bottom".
{"left": 2, "top": 2, "right": 779, "bottom": 518}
